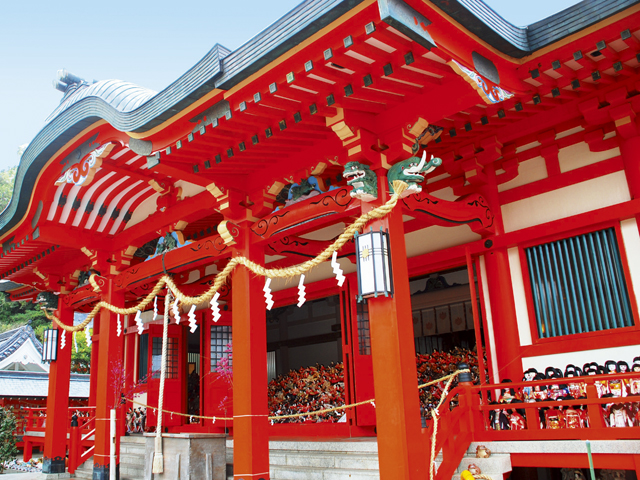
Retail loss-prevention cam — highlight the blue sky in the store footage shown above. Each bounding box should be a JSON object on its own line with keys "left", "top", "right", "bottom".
{"left": 0, "top": 0, "right": 581, "bottom": 172}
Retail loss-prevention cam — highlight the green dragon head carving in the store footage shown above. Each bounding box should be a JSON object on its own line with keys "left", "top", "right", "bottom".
{"left": 388, "top": 151, "right": 442, "bottom": 197}
{"left": 342, "top": 161, "right": 378, "bottom": 202}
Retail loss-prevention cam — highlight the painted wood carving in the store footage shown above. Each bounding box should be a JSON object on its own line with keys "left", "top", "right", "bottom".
{"left": 55, "top": 143, "right": 114, "bottom": 186}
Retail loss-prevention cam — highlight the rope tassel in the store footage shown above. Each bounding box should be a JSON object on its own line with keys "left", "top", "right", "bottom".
{"left": 187, "top": 305, "right": 197, "bottom": 333}
{"left": 172, "top": 295, "right": 181, "bottom": 324}
{"left": 210, "top": 292, "right": 221, "bottom": 322}
{"left": 331, "top": 251, "right": 345, "bottom": 287}
{"left": 297, "top": 274, "right": 306, "bottom": 307}
{"left": 263, "top": 278, "right": 274, "bottom": 310}
{"left": 135, "top": 311, "right": 143, "bottom": 335}
{"left": 84, "top": 326, "right": 92, "bottom": 346}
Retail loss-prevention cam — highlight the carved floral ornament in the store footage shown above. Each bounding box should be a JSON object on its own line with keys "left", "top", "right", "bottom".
{"left": 55, "top": 143, "right": 115, "bottom": 187}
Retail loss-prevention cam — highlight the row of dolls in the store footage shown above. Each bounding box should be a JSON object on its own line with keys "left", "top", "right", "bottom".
{"left": 125, "top": 407, "right": 147, "bottom": 433}
{"left": 489, "top": 397, "right": 640, "bottom": 430}
{"left": 267, "top": 362, "right": 346, "bottom": 423}
{"left": 416, "top": 347, "right": 485, "bottom": 419}
{"left": 516, "top": 357, "right": 640, "bottom": 402}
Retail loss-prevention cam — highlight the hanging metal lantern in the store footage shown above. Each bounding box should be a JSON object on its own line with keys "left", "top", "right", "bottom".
{"left": 42, "top": 329, "right": 59, "bottom": 363}
{"left": 355, "top": 228, "right": 393, "bottom": 302}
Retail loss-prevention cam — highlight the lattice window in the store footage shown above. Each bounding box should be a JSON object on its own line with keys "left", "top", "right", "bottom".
{"left": 356, "top": 302, "right": 371, "bottom": 355}
{"left": 526, "top": 227, "right": 634, "bottom": 338}
{"left": 151, "top": 337, "right": 178, "bottom": 379}
{"left": 210, "top": 325, "right": 232, "bottom": 370}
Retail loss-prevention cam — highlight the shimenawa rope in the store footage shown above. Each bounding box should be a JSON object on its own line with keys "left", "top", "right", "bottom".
{"left": 42, "top": 180, "right": 409, "bottom": 332}
{"left": 151, "top": 287, "right": 171, "bottom": 474}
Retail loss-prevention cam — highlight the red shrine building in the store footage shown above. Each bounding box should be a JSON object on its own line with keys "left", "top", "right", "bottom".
{"left": 2, "top": 0, "right": 640, "bottom": 479}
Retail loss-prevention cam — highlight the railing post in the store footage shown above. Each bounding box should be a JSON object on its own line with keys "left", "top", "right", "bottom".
{"left": 585, "top": 383, "right": 605, "bottom": 429}
{"left": 524, "top": 405, "right": 540, "bottom": 430}
{"left": 457, "top": 363, "right": 475, "bottom": 436}
{"left": 23, "top": 439, "right": 33, "bottom": 462}
{"left": 68, "top": 413, "right": 80, "bottom": 474}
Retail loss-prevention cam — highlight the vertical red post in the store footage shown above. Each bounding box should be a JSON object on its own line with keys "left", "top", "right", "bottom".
{"left": 479, "top": 166, "right": 523, "bottom": 382}
{"left": 232, "top": 225, "right": 269, "bottom": 480}
{"left": 365, "top": 177, "right": 425, "bottom": 480}
{"left": 620, "top": 135, "right": 640, "bottom": 199}
{"left": 93, "top": 280, "right": 124, "bottom": 480}
{"left": 89, "top": 315, "right": 100, "bottom": 406}
{"left": 483, "top": 249, "right": 523, "bottom": 382}
{"left": 42, "top": 298, "right": 72, "bottom": 474}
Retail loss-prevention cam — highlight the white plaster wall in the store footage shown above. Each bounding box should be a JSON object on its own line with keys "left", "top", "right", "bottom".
{"left": 404, "top": 224, "right": 481, "bottom": 258}
{"left": 125, "top": 192, "right": 160, "bottom": 230}
{"left": 501, "top": 171, "right": 630, "bottom": 232}
{"left": 620, "top": 218, "right": 640, "bottom": 311}
{"left": 507, "top": 247, "right": 532, "bottom": 346}
{"left": 479, "top": 256, "right": 500, "bottom": 384}
{"left": 558, "top": 141, "right": 620, "bottom": 173}
{"left": 0, "top": 340, "right": 49, "bottom": 372}
{"left": 522, "top": 345, "right": 640, "bottom": 373}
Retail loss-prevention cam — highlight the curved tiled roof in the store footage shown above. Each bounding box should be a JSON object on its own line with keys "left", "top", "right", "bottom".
{"left": 45, "top": 80, "right": 157, "bottom": 124}
{"left": 1, "top": 0, "right": 638, "bottom": 237}
{"left": 0, "top": 325, "right": 43, "bottom": 362}
{"left": 0, "top": 371, "right": 89, "bottom": 397}
{"left": 429, "top": 0, "right": 640, "bottom": 58}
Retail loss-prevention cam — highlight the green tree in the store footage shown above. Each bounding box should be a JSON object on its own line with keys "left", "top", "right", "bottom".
{"left": 70, "top": 328, "right": 92, "bottom": 374}
{"left": 0, "top": 407, "right": 18, "bottom": 473}
{"left": 0, "top": 294, "right": 49, "bottom": 337}
{"left": 0, "top": 166, "right": 16, "bottom": 212}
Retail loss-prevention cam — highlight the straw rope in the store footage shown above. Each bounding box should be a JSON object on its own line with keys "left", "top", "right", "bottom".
{"left": 429, "top": 368, "right": 461, "bottom": 480}
{"left": 42, "top": 180, "right": 409, "bottom": 332}
{"left": 125, "top": 369, "right": 468, "bottom": 423}
{"left": 150, "top": 288, "right": 171, "bottom": 473}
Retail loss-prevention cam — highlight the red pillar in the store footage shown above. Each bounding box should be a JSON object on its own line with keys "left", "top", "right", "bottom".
{"left": 365, "top": 178, "right": 425, "bottom": 480}
{"left": 93, "top": 280, "right": 124, "bottom": 480}
{"left": 232, "top": 225, "right": 269, "bottom": 480}
{"left": 483, "top": 249, "right": 523, "bottom": 381}
{"left": 620, "top": 135, "right": 640, "bottom": 199}
{"left": 480, "top": 166, "right": 522, "bottom": 382}
{"left": 89, "top": 315, "right": 100, "bottom": 406}
{"left": 43, "top": 299, "right": 73, "bottom": 474}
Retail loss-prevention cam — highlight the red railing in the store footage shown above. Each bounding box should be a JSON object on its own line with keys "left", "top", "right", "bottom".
{"left": 21, "top": 406, "right": 97, "bottom": 473}
{"left": 470, "top": 371, "right": 640, "bottom": 441}
{"left": 68, "top": 410, "right": 97, "bottom": 474}
{"left": 421, "top": 371, "right": 640, "bottom": 480}
{"left": 423, "top": 381, "right": 477, "bottom": 480}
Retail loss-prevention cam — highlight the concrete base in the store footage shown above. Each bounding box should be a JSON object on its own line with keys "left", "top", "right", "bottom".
{"left": 40, "top": 474, "right": 71, "bottom": 479}
{"left": 144, "top": 433, "right": 226, "bottom": 480}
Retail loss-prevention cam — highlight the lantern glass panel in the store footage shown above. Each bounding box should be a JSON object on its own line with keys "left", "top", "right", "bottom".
{"left": 42, "top": 329, "right": 59, "bottom": 363}
{"left": 355, "top": 229, "right": 393, "bottom": 300}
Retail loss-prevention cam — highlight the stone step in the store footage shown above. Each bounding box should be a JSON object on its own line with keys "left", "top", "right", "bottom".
{"left": 454, "top": 454, "right": 512, "bottom": 476}
{"left": 121, "top": 434, "right": 146, "bottom": 444}
{"left": 270, "top": 465, "right": 380, "bottom": 480}
{"left": 120, "top": 452, "right": 146, "bottom": 467}
{"left": 269, "top": 451, "right": 380, "bottom": 470}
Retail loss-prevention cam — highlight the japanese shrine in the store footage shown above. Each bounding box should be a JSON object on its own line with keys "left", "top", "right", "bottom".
{"left": 2, "top": 0, "right": 640, "bottom": 479}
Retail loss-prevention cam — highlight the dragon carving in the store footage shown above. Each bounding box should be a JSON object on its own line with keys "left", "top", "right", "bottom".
{"left": 342, "top": 161, "right": 378, "bottom": 201}
{"left": 388, "top": 151, "right": 442, "bottom": 197}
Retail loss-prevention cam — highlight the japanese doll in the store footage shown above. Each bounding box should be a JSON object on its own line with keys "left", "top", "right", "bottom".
{"left": 629, "top": 363, "right": 640, "bottom": 395}
{"left": 609, "top": 403, "right": 633, "bottom": 428}
{"left": 545, "top": 407, "right": 565, "bottom": 429}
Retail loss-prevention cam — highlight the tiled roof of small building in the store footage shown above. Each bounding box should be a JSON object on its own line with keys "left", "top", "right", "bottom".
{"left": 0, "top": 370, "right": 89, "bottom": 398}
{"left": 0, "top": 325, "right": 42, "bottom": 362}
